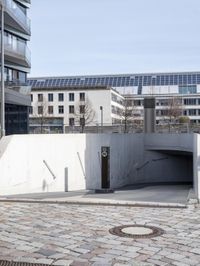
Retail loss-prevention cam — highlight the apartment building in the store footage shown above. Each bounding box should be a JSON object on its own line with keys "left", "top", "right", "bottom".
{"left": 1, "top": 0, "right": 31, "bottom": 135}
{"left": 29, "top": 85, "right": 124, "bottom": 133}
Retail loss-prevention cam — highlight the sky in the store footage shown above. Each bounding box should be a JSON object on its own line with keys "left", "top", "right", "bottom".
{"left": 29, "top": 0, "right": 200, "bottom": 77}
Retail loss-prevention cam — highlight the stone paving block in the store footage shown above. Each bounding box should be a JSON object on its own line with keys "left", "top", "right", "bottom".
{"left": 145, "top": 246, "right": 161, "bottom": 252}
{"left": 147, "top": 259, "right": 168, "bottom": 266}
{"left": 53, "top": 247, "right": 71, "bottom": 254}
{"left": 73, "top": 248, "right": 90, "bottom": 254}
{"left": 17, "top": 245, "right": 36, "bottom": 252}
{"left": 80, "top": 253, "right": 95, "bottom": 260}
{"left": 49, "top": 253, "right": 67, "bottom": 260}
{"left": 190, "top": 248, "right": 200, "bottom": 255}
{"left": 165, "top": 253, "right": 186, "bottom": 261}
{"left": 103, "top": 253, "right": 119, "bottom": 260}
{"left": 138, "top": 249, "right": 156, "bottom": 256}
{"left": 37, "top": 248, "right": 57, "bottom": 256}
{"left": 115, "top": 256, "right": 131, "bottom": 262}
{"left": 113, "top": 264, "right": 131, "bottom": 266}
{"left": 35, "top": 258, "right": 54, "bottom": 264}
{"left": 92, "top": 263, "right": 112, "bottom": 266}
{"left": 122, "top": 252, "right": 139, "bottom": 259}
{"left": 181, "top": 257, "right": 200, "bottom": 265}
{"left": 172, "top": 261, "right": 190, "bottom": 266}
{"left": 16, "top": 257, "right": 38, "bottom": 263}
{"left": 29, "top": 242, "right": 44, "bottom": 248}
{"left": 90, "top": 256, "right": 111, "bottom": 262}
{"left": 105, "top": 249, "right": 125, "bottom": 256}
{"left": 52, "top": 259, "right": 73, "bottom": 266}
{"left": 0, "top": 202, "right": 200, "bottom": 266}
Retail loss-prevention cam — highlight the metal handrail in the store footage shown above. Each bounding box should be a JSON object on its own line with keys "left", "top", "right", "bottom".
{"left": 43, "top": 160, "right": 56, "bottom": 180}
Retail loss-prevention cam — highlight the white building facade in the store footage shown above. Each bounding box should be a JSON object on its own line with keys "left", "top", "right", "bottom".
{"left": 29, "top": 86, "right": 124, "bottom": 133}
{"left": 28, "top": 72, "right": 200, "bottom": 130}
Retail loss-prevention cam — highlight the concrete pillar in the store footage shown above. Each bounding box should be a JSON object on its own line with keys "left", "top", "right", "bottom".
{"left": 193, "top": 134, "right": 200, "bottom": 201}
{"left": 144, "top": 97, "right": 156, "bottom": 133}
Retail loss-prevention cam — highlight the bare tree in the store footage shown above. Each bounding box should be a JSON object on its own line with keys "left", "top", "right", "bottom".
{"left": 119, "top": 99, "right": 140, "bottom": 133}
{"left": 166, "top": 97, "right": 183, "bottom": 123}
{"left": 33, "top": 96, "right": 49, "bottom": 133}
{"left": 75, "top": 98, "right": 96, "bottom": 133}
{"left": 164, "top": 97, "right": 183, "bottom": 132}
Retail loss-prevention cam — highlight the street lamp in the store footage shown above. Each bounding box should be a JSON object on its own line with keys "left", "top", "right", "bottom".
{"left": 0, "top": 0, "right": 5, "bottom": 138}
{"left": 100, "top": 106, "right": 103, "bottom": 133}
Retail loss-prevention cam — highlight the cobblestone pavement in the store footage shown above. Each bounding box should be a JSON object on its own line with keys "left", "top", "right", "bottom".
{"left": 0, "top": 202, "right": 200, "bottom": 266}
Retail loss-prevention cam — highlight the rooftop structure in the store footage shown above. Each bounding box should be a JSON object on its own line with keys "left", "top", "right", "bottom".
{"left": 28, "top": 71, "right": 200, "bottom": 92}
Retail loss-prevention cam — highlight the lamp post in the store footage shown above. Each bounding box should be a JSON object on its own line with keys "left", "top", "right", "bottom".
{"left": 100, "top": 106, "right": 103, "bottom": 133}
{"left": 0, "top": 0, "right": 5, "bottom": 138}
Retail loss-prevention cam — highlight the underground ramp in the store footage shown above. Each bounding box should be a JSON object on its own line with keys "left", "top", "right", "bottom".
{"left": 140, "top": 150, "right": 194, "bottom": 186}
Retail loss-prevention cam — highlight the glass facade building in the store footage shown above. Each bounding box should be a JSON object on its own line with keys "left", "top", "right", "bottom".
{"left": 1, "top": 0, "right": 31, "bottom": 135}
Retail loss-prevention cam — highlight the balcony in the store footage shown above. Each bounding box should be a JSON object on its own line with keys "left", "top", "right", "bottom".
{"left": 22, "top": 0, "right": 31, "bottom": 3}
{"left": 0, "top": 33, "right": 31, "bottom": 68}
{"left": 4, "top": 0, "right": 31, "bottom": 35}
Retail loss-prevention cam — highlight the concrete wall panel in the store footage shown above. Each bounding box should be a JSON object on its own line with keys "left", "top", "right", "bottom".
{"left": 0, "top": 133, "right": 195, "bottom": 196}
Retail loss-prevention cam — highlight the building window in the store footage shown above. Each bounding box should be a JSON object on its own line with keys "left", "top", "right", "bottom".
{"left": 38, "top": 106, "right": 43, "bottom": 115}
{"left": 80, "top": 92, "right": 85, "bottom": 101}
{"left": 188, "top": 109, "right": 196, "bottom": 116}
{"left": 134, "top": 100, "right": 143, "bottom": 106}
{"left": 58, "top": 105, "right": 64, "bottom": 114}
{"left": 29, "top": 106, "right": 33, "bottom": 114}
{"left": 80, "top": 117, "right": 85, "bottom": 126}
{"left": 80, "top": 105, "right": 85, "bottom": 114}
{"left": 69, "top": 93, "right": 74, "bottom": 101}
{"left": 19, "top": 71, "right": 26, "bottom": 83}
{"left": 58, "top": 93, "right": 64, "bottom": 101}
{"left": 69, "top": 118, "right": 75, "bottom": 126}
{"left": 69, "top": 105, "right": 75, "bottom": 114}
{"left": 48, "top": 93, "right": 53, "bottom": 102}
{"left": 158, "top": 99, "right": 169, "bottom": 106}
{"left": 179, "top": 85, "right": 197, "bottom": 94}
{"left": 48, "top": 106, "right": 53, "bottom": 114}
{"left": 184, "top": 98, "right": 196, "bottom": 105}
{"left": 31, "top": 94, "right": 33, "bottom": 102}
{"left": 38, "top": 94, "right": 43, "bottom": 102}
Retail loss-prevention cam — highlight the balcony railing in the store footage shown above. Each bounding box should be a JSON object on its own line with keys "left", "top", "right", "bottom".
{"left": 5, "top": 0, "right": 31, "bottom": 33}
{"left": 0, "top": 32, "right": 31, "bottom": 66}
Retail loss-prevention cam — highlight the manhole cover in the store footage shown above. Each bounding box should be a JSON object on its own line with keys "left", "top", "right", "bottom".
{"left": 109, "top": 224, "right": 164, "bottom": 239}
{"left": 0, "top": 261, "right": 49, "bottom": 266}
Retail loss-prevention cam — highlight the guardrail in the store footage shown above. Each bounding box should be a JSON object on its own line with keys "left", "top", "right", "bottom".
{"left": 5, "top": 0, "right": 31, "bottom": 33}
{"left": 29, "top": 122, "right": 200, "bottom": 134}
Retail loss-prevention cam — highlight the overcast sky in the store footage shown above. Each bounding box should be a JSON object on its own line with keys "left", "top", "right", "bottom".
{"left": 29, "top": 0, "right": 200, "bottom": 77}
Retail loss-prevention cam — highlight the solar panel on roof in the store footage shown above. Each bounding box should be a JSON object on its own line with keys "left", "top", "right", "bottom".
{"left": 28, "top": 72, "right": 200, "bottom": 89}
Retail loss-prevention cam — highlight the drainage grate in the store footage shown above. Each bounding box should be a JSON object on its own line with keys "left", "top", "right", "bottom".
{"left": 109, "top": 224, "right": 165, "bottom": 239}
{"left": 0, "top": 261, "right": 49, "bottom": 266}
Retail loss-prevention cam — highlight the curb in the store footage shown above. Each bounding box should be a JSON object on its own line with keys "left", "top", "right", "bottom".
{"left": 0, "top": 198, "right": 187, "bottom": 209}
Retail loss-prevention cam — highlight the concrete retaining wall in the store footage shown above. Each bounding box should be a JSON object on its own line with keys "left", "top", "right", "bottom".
{"left": 0, "top": 133, "right": 195, "bottom": 196}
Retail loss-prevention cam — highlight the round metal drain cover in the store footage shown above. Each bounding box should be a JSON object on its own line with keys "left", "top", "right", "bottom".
{"left": 109, "top": 224, "right": 164, "bottom": 239}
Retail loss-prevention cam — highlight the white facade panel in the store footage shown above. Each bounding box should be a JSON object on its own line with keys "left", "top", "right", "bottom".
{"left": 30, "top": 88, "right": 124, "bottom": 128}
